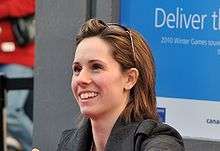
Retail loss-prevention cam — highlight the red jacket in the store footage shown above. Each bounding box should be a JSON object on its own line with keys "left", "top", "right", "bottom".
{"left": 0, "top": 0, "right": 35, "bottom": 68}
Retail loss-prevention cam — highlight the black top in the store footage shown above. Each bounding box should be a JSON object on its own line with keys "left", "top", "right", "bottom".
{"left": 57, "top": 117, "right": 185, "bottom": 151}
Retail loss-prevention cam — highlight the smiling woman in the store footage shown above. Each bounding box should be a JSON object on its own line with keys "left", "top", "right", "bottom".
{"left": 54, "top": 19, "right": 185, "bottom": 151}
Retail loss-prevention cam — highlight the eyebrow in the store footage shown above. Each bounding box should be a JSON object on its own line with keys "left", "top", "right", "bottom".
{"left": 72, "top": 59, "right": 107, "bottom": 66}
{"left": 88, "top": 59, "right": 106, "bottom": 64}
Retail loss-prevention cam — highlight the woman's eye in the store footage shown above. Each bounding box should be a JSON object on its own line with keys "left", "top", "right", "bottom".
{"left": 92, "top": 63, "right": 103, "bottom": 71}
{"left": 72, "top": 65, "right": 82, "bottom": 75}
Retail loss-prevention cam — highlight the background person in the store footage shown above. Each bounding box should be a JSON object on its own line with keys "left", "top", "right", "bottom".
{"left": 0, "top": 0, "right": 35, "bottom": 150}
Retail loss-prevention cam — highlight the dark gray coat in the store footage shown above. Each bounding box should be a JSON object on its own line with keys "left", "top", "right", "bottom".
{"left": 57, "top": 118, "right": 185, "bottom": 151}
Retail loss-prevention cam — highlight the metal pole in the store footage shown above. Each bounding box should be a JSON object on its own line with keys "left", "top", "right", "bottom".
{"left": 0, "top": 74, "right": 6, "bottom": 151}
{"left": 86, "top": 0, "right": 97, "bottom": 20}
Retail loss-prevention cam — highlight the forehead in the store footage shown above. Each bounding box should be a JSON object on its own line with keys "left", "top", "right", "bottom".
{"left": 74, "top": 37, "right": 114, "bottom": 63}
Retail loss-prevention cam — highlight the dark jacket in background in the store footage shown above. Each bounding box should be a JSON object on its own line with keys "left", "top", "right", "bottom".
{"left": 57, "top": 117, "right": 185, "bottom": 151}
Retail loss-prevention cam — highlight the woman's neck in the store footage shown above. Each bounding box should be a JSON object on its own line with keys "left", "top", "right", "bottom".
{"left": 90, "top": 113, "right": 120, "bottom": 151}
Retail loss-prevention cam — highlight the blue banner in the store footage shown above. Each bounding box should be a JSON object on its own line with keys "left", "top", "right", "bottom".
{"left": 120, "top": 0, "right": 220, "bottom": 101}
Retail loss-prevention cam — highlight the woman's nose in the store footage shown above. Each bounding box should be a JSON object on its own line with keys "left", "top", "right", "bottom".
{"left": 75, "top": 69, "right": 92, "bottom": 86}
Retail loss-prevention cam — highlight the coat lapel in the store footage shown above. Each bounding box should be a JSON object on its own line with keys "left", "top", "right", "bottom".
{"left": 65, "top": 118, "right": 93, "bottom": 151}
{"left": 63, "top": 117, "right": 140, "bottom": 151}
{"left": 105, "top": 118, "right": 140, "bottom": 151}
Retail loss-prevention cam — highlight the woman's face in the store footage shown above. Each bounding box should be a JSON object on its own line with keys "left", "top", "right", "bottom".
{"left": 72, "top": 37, "right": 129, "bottom": 119}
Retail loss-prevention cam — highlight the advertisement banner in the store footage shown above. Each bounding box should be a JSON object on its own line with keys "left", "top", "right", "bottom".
{"left": 120, "top": 0, "right": 220, "bottom": 141}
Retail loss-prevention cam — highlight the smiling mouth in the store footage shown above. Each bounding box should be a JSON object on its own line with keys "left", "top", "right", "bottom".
{"left": 79, "top": 91, "right": 98, "bottom": 100}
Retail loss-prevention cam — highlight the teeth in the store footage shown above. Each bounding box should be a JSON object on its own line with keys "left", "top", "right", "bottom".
{"left": 80, "top": 92, "right": 98, "bottom": 99}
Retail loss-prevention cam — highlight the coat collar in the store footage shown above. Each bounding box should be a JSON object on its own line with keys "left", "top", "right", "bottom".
{"left": 66, "top": 117, "right": 140, "bottom": 151}
{"left": 75, "top": 118, "right": 93, "bottom": 151}
{"left": 105, "top": 117, "right": 140, "bottom": 151}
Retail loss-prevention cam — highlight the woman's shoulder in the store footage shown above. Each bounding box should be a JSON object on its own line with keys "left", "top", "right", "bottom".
{"left": 135, "top": 119, "right": 185, "bottom": 151}
{"left": 136, "top": 119, "right": 182, "bottom": 138}
{"left": 61, "top": 128, "right": 77, "bottom": 138}
{"left": 57, "top": 128, "right": 77, "bottom": 150}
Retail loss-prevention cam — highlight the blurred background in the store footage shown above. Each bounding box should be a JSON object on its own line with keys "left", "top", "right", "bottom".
{"left": 0, "top": 0, "right": 35, "bottom": 151}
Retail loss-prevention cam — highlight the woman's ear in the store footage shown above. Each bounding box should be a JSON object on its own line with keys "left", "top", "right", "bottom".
{"left": 124, "top": 68, "right": 139, "bottom": 90}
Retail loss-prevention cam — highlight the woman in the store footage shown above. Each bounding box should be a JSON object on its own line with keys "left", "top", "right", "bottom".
{"left": 57, "top": 19, "right": 184, "bottom": 151}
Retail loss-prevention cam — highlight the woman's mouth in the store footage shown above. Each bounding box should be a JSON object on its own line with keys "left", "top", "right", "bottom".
{"left": 79, "top": 91, "right": 98, "bottom": 100}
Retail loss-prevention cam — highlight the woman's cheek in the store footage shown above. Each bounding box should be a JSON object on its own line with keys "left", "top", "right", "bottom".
{"left": 94, "top": 74, "right": 109, "bottom": 86}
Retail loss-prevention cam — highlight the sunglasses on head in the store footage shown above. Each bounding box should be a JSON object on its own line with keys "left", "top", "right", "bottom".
{"left": 106, "top": 23, "right": 135, "bottom": 62}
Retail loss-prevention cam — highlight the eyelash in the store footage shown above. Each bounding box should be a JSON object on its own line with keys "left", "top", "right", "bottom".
{"left": 72, "top": 63, "right": 103, "bottom": 75}
{"left": 91, "top": 63, "right": 103, "bottom": 70}
{"left": 72, "top": 65, "right": 82, "bottom": 74}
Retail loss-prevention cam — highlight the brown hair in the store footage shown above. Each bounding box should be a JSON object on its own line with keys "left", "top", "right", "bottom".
{"left": 76, "top": 19, "right": 159, "bottom": 122}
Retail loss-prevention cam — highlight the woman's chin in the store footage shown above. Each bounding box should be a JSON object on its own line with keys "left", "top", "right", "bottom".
{"left": 80, "top": 109, "right": 96, "bottom": 118}
{"left": 81, "top": 110, "right": 100, "bottom": 119}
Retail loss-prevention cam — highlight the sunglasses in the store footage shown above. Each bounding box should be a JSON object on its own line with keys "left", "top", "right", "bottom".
{"left": 107, "top": 23, "right": 135, "bottom": 60}
{"left": 97, "top": 20, "right": 136, "bottom": 63}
